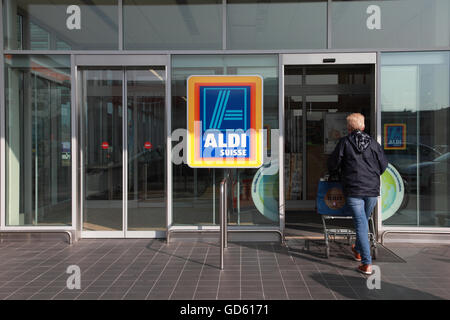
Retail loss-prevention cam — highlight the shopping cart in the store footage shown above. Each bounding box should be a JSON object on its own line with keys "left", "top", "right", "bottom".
{"left": 316, "top": 177, "right": 377, "bottom": 259}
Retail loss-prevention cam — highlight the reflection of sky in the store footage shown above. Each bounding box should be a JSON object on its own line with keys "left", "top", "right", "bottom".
{"left": 381, "top": 66, "right": 417, "bottom": 112}
{"left": 381, "top": 53, "right": 450, "bottom": 112}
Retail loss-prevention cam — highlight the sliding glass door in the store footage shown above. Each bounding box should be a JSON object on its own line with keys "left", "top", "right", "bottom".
{"left": 79, "top": 65, "right": 166, "bottom": 238}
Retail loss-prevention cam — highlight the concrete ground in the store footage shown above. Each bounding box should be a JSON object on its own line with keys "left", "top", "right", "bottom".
{"left": 0, "top": 237, "right": 449, "bottom": 300}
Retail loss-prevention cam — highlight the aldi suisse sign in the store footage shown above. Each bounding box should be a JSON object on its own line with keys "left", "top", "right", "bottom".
{"left": 187, "top": 75, "right": 263, "bottom": 168}
{"left": 384, "top": 123, "right": 406, "bottom": 150}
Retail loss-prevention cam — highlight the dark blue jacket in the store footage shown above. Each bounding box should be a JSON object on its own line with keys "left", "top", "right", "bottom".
{"left": 327, "top": 130, "right": 388, "bottom": 197}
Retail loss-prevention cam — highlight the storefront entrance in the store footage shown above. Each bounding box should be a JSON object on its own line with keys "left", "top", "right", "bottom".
{"left": 72, "top": 53, "right": 377, "bottom": 240}
{"left": 77, "top": 55, "right": 168, "bottom": 238}
{"left": 282, "top": 53, "right": 377, "bottom": 234}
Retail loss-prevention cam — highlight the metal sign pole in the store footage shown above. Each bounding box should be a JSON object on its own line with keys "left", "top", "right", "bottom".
{"left": 224, "top": 170, "right": 229, "bottom": 249}
{"left": 186, "top": 76, "right": 264, "bottom": 270}
{"left": 220, "top": 170, "right": 231, "bottom": 270}
{"left": 220, "top": 180, "right": 225, "bottom": 270}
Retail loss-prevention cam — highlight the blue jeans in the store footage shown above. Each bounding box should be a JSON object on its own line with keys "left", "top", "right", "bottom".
{"left": 346, "top": 196, "right": 378, "bottom": 265}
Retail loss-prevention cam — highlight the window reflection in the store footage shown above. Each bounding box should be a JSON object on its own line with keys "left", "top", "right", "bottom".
{"left": 5, "top": 55, "right": 72, "bottom": 226}
{"left": 381, "top": 51, "right": 450, "bottom": 227}
{"left": 82, "top": 69, "right": 123, "bottom": 231}
{"left": 127, "top": 68, "right": 166, "bottom": 231}
{"left": 123, "top": 0, "right": 222, "bottom": 50}
{"left": 332, "top": 0, "right": 450, "bottom": 49}
{"left": 171, "top": 55, "right": 279, "bottom": 226}
{"left": 227, "top": 0, "right": 327, "bottom": 50}
{"left": 3, "top": 0, "right": 118, "bottom": 50}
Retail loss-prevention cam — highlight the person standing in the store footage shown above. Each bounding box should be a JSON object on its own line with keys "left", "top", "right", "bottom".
{"left": 327, "top": 113, "right": 388, "bottom": 274}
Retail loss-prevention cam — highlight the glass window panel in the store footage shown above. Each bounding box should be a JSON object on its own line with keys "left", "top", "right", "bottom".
{"left": 284, "top": 68, "right": 303, "bottom": 203}
{"left": 127, "top": 67, "right": 166, "bottom": 231}
{"left": 227, "top": 0, "right": 327, "bottom": 50}
{"left": 332, "top": 0, "right": 450, "bottom": 49}
{"left": 3, "top": 0, "right": 118, "bottom": 50}
{"left": 5, "top": 55, "right": 72, "bottom": 226}
{"left": 81, "top": 68, "right": 123, "bottom": 231}
{"left": 123, "top": 0, "right": 222, "bottom": 50}
{"left": 381, "top": 51, "right": 450, "bottom": 227}
{"left": 29, "top": 21, "right": 50, "bottom": 50}
{"left": 172, "top": 54, "right": 279, "bottom": 226}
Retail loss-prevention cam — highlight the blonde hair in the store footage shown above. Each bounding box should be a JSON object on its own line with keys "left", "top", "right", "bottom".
{"left": 346, "top": 113, "right": 365, "bottom": 132}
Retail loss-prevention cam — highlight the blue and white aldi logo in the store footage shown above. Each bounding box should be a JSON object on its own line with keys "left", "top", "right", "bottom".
{"left": 187, "top": 75, "right": 263, "bottom": 168}
{"left": 384, "top": 123, "right": 406, "bottom": 150}
{"left": 201, "top": 86, "right": 250, "bottom": 158}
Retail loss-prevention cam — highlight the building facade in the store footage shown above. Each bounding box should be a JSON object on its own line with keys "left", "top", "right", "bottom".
{"left": 1, "top": 0, "right": 449, "bottom": 242}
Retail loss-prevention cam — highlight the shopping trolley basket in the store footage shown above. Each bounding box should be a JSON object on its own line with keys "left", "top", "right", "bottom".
{"left": 316, "top": 178, "right": 377, "bottom": 259}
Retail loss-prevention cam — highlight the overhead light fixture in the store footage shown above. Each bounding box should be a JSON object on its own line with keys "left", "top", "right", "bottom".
{"left": 149, "top": 69, "right": 164, "bottom": 81}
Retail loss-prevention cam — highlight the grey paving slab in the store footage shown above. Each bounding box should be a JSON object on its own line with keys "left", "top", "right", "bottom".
{"left": 0, "top": 239, "right": 449, "bottom": 300}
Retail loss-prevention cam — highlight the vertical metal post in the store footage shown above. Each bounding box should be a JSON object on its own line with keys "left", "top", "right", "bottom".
{"left": 237, "top": 170, "right": 240, "bottom": 225}
{"left": 220, "top": 173, "right": 230, "bottom": 270}
{"left": 71, "top": 55, "right": 78, "bottom": 240}
{"left": 34, "top": 75, "right": 38, "bottom": 225}
{"left": 279, "top": 54, "right": 286, "bottom": 245}
{"left": 224, "top": 178, "right": 228, "bottom": 248}
{"left": 220, "top": 180, "right": 225, "bottom": 270}
{"left": 416, "top": 91, "right": 420, "bottom": 227}
{"left": 222, "top": 0, "right": 227, "bottom": 50}
{"left": 327, "top": 0, "right": 332, "bottom": 49}
{"left": 80, "top": 69, "right": 87, "bottom": 233}
{"left": 302, "top": 67, "right": 307, "bottom": 201}
{"left": 0, "top": 0, "right": 5, "bottom": 230}
{"left": 375, "top": 52, "right": 382, "bottom": 240}
{"left": 118, "top": 0, "right": 123, "bottom": 50}
{"left": 166, "top": 56, "right": 172, "bottom": 244}
{"left": 213, "top": 169, "right": 216, "bottom": 225}
{"left": 123, "top": 69, "right": 128, "bottom": 237}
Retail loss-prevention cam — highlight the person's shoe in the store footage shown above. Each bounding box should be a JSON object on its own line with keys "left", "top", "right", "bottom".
{"left": 358, "top": 264, "right": 373, "bottom": 275}
{"left": 351, "top": 245, "right": 362, "bottom": 262}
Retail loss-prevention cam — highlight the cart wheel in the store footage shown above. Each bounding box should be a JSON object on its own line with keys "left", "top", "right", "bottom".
{"left": 372, "top": 246, "right": 378, "bottom": 260}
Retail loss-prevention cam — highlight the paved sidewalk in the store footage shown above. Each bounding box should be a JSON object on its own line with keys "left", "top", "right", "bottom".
{"left": 0, "top": 238, "right": 449, "bottom": 300}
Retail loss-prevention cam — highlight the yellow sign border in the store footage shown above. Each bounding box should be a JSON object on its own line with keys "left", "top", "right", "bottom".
{"left": 187, "top": 75, "right": 263, "bottom": 168}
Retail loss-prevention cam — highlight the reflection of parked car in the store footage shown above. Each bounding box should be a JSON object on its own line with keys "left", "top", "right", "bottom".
{"left": 384, "top": 142, "right": 442, "bottom": 173}
{"left": 401, "top": 152, "right": 450, "bottom": 192}
{"left": 434, "top": 145, "right": 449, "bottom": 154}
{"left": 385, "top": 143, "right": 444, "bottom": 209}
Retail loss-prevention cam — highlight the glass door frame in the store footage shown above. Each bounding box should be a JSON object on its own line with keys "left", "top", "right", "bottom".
{"left": 75, "top": 54, "right": 169, "bottom": 239}
{"left": 279, "top": 52, "right": 378, "bottom": 239}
